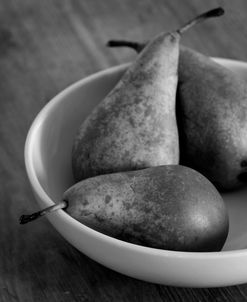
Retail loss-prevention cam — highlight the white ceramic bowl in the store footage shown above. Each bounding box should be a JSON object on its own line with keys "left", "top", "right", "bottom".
{"left": 25, "top": 59, "right": 247, "bottom": 288}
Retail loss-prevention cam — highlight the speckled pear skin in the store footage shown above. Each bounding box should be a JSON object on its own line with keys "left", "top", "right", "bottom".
{"left": 177, "top": 46, "right": 247, "bottom": 191}
{"left": 72, "top": 31, "right": 180, "bottom": 182}
{"left": 63, "top": 165, "right": 229, "bottom": 252}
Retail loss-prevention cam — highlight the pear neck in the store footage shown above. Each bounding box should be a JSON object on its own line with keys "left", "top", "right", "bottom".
{"left": 134, "top": 31, "right": 180, "bottom": 77}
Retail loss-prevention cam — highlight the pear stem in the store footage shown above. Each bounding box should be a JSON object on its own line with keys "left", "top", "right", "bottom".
{"left": 19, "top": 200, "right": 68, "bottom": 225}
{"left": 106, "top": 40, "right": 144, "bottom": 52}
{"left": 177, "top": 7, "right": 224, "bottom": 35}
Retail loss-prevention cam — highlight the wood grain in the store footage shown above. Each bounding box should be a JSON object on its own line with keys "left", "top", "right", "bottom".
{"left": 1, "top": 0, "right": 247, "bottom": 301}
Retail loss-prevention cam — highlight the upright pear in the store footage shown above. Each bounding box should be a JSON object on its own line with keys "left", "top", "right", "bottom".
{"left": 73, "top": 29, "right": 180, "bottom": 181}
{"left": 107, "top": 20, "right": 247, "bottom": 190}
{"left": 178, "top": 47, "right": 247, "bottom": 191}
{"left": 72, "top": 9, "right": 222, "bottom": 182}
{"left": 20, "top": 165, "right": 229, "bottom": 252}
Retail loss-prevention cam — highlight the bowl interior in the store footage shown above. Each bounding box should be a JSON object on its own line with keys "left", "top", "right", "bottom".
{"left": 29, "top": 65, "right": 125, "bottom": 203}
{"left": 27, "top": 60, "right": 247, "bottom": 252}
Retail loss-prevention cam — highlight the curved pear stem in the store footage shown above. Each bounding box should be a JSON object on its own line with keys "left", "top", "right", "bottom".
{"left": 107, "top": 7, "right": 224, "bottom": 52}
{"left": 19, "top": 200, "right": 68, "bottom": 224}
{"left": 177, "top": 7, "right": 224, "bottom": 35}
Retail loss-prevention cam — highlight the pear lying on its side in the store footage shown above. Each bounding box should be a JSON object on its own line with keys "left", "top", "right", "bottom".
{"left": 63, "top": 165, "right": 229, "bottom": 252}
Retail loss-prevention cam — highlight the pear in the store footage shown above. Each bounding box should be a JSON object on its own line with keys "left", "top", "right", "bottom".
{"left": 72, "top": 9, "right": 222, "bottom": 182}
{"left": 177, "top": 47, "right": 247, "bottom": 191}
{"left": 20, "top": 165, "right": 229, "bottom": 252}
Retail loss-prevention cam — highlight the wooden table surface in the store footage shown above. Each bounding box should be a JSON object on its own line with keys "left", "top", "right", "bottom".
{"left": 2, "top": 0, "right": 247, "bottom": 301}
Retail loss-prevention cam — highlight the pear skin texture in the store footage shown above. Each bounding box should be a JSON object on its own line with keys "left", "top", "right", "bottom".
{"left": 63, "top": 165, "right": 229, "bottom": 252}
{"left": 177, "top": 46, "right": 247, "bottom": 191}
{"left": 72, "top": 32, "right": 180, "bottom": 181}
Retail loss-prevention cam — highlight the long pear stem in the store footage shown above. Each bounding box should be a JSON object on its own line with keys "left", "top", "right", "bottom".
{"left": 19, "top": 200, "right": 68, "bottom": 224}
{"left": 177, "top": 7, "right": 224, "bottom": 35}
{"left": 107, "top": 7, "right": 224, "bottom": 52}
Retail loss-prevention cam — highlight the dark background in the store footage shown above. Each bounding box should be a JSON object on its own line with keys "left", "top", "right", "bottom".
{"left": 1, "top": 0, "right": 247, "bottom": 301}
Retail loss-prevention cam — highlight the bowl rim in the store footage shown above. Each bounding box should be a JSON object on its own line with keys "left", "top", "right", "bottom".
{"left": 24, "top": 58, "right": 247, "bottom": 259}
